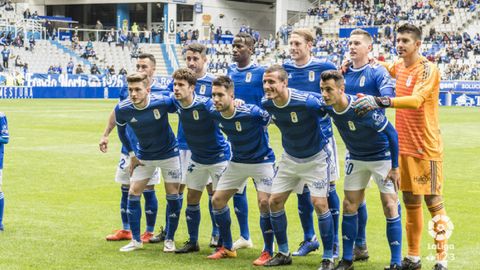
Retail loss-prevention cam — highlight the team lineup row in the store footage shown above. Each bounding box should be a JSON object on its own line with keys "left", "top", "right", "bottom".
{"left": 98, "top": 24, "right": 448, "bottom": 270}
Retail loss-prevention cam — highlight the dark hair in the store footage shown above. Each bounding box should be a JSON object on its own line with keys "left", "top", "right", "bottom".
{"left": 185, "top": 42, "right": 207, "bottom": 56}
{"left": 234, "top": 32, "right": 255, "bottom": 49}
{"left": 212, "top": 75, "right": 234, "bottom": 92}
{"left": 138, "top": 53, "right": 156, "bottom": 66}
{"left": 264, "top": 64, "right": 288, "bottom": 81}
{"left": 172, "top": 68, "right": 197, "bottom": 86}
{"left": 127, "top": 72, "right": 148, "bottom": 87}
{"left": 320, "top": 70, "right": 344, "bottom": 86}
{"left": 397, "top": 23, "right": 422, "bottom": 40}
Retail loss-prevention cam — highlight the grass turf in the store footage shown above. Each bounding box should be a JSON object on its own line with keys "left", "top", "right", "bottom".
{"left": 0, "top": 99, "right": 478, "bottom": 269}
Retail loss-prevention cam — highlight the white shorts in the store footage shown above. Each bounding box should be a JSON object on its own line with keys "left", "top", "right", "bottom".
{"left": 131, "top": 156, "right": 182, "bottom": 183}
{"left": 0, "top": 169, "right": 3, "bottom": 185}
{"left": 179, "top": 149, "right": 192, "bottom": 184}
{"left": 327, "top": 137, "right": 340, "bottom": 182}
{"left": 216, "top": 162, "right": 275, "bottom": 193}
{"left": 344, "top": 159, "right": 396, "bottom": 194}
{"left": 115, "top": 154, "right": 160, "bottom": 185}
{"left": 185, "top": 160, "right": 228, "bottom": 191}
{"left": 271, "top": 150, "right": 330, "bottom": 198}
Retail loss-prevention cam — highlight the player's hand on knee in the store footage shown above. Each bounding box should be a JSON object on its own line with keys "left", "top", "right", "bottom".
{"left": 99, "top": 136, "right": 109, "bottom": 153}
{"left": 129, "top": 156, "right": 144, "bottom": 176}
{"left": 386, "top": 167, "right": 400, "bottom": 191}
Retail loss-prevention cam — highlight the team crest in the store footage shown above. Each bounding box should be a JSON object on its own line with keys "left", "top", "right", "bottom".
{"left": 200, "top": 85, "right": 206, "bottom": 94}
{"left": 359, "top": 76, "right": 365, "bottom": 87}
{"left": 406, "top": 75, "right": 413, "bottom": 87}
{"left": 153, "top": 109, "right": 161, "bottom": 119}
{"left": 309, "top": 71, "right": 315, "bottom": 82}
{"left": 245, "top": 72, "right": 252, "bottom": 83}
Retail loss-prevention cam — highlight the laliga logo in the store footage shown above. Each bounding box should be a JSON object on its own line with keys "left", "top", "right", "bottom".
{"left": 428, "top": 215, "right": 454, "bottom": 241}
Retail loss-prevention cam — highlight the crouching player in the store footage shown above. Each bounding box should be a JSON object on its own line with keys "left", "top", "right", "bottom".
{"left": 114, "top": 73, "right": 182, "bottom": 252}
{"left": 208, "top": 76, "right": 276, "bottom": 266}
{"left": 318, "top": 70, "right": 402, "bottom": 270}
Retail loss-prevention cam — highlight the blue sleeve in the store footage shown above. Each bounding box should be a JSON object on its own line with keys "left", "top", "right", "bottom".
{"left": 0, "top": 115, "right": 9, "bottom": 144}
{"left": 114, "top": 107, "right": 133, "bottom": 153}
{"left": 306, "top": 94, "right": 328, "bottom": 118}
{"left": 253, "top": 105, "right": 270, "bottom": 126}
{"left": 382, "top": 123, "right": 399, "bottom": 168}
{"left": 164, "top": 96, "right": 177, "bottom": 113}
{"left": 375, "top": 66, "right": 395, "bottom": 97}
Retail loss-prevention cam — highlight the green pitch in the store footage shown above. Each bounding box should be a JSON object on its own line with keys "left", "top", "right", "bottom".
{"left": 0, "top": 99, "right": 478, "bottom": 269}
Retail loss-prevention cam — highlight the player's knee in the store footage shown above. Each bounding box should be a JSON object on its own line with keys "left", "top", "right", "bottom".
{"left": 258, "top": 197, "right": 269, "bottom": 212}
{"left": 268, "top": 195, "right": 284, "bottom": 211}
{"left": 424, "top": 194, "right": 443, "bottom": 207}
{"left": 382, "top": 200, "right": 399, "bottom": 218}
{"left": 402, "top": 191, "right": 421, "bottom": 205}
{"left": 211, "top": 194, "right": 226, "bottom": 209}
{"left": 312, "top": 197, "right": 329, "bottom": 213}
{"left": 342, "top": 198, "right": 358, "bottom": 214}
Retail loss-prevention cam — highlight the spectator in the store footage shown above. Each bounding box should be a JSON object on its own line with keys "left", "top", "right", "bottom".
{"left": 1, "top": 46, "right": 10, "bottom": 69}
{"left": 131, "top": 22, "right": 139, "bottom": 36}
{"left": 95, "top": 20, "right": 103, "bottom": 30}
{"left": 45, "top": 20, "right": 54, "bottom": 40}
{"left": 23, "top": 8, "right": 31, "bottom": 19}
{"left": 75, "top": 64, "right": 84, "bottom": 74}
{"left": 90, "top": 63, "right": 100, "bottom": 75}
{"left": 5, "top": 1, "right": 13, "bottom": 11}
{"left": 29, "top": 36, "right": 35, "bottom": 52}
{"left": 47, "top": 65, "right": 54, "bottom": 74}
{"left": 118, "top": 67, "right": 127, "bottom": 75}
{"left": 14, "top": 55, "right": 23, "bottom": 67}
{"left": 23, "top": 63, "right": 28, "bottom": 74}
{"left": 66, "top": 59, "right": 74, "bottom": 74}
{"left": 108, "top": 65, "right": 115, "bottom": 75}
{"left": 31, "top": 10, "right": 38, "bottom": 20}
{"left": 144, "top": 27, "right": 151, "bottom": 43}
{"left": 106, "top": 28, "right": 115, "bottom": 46}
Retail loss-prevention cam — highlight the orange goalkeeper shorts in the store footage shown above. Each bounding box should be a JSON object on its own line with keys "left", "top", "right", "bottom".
{"left": 399, "top": 154, "right": 444, "bottom": 195}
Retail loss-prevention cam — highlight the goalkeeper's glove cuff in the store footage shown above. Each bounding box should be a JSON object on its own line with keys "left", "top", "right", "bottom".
{"left": 375, "top": 96, "right": 392, "bottom": 108}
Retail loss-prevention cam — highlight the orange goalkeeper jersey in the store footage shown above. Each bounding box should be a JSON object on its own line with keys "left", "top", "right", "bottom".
{"left": 382, "top": 56, "right": 443, "bottom": 161}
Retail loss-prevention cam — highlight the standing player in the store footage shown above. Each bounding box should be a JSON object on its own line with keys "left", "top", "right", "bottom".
{"left": 208, "top": 76, "right": 275, "bottom": 266}
{"left": 317, "top": 70, "right": 402, "bottom": 270}
{"left": 99, "top": 53, "right": 164, "bottom": 243}
{"left": 0, "top": 112, "right": 8, "bottom": 231}
{"left": 169, "top": 68, "right": 230, "bottom": 253}
{"left": 226, "top": 32, "right": 267, "bottom": 250}
{"left": 343, "top": 28, "right": 396, "bottom": 261}
{"left": 262, "top": 65, "right": 335, "bottom": 269}
{"left": 115, "top": 72, "right": 182, "bottom": 252}
{"left": 149, "top": 43, "right": 220, "bottom": 246}
{"left": 283, "top": 28, "right": 340, "bottom": 257}
{"left": 354, "top": 24, "right": 449, "bottom": 270}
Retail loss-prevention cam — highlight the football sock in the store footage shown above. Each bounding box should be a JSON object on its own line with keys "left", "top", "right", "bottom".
{"left": 428, "top": 201, "right": 448, "bottom": 264}
{"left": 0, "top": 192, "right": 4, "bottom": 228}
{"left": 341, "top": 213, "right": 358, "bottom": 261}
{"left": 233, "top": 186, "right": 250, "bottom": 240}
{"left": 260, "top": 212, "right": 274, "bottom": 255}
{"left": 164, "top": 203, "right": 170, "bottom": 234}
{"left": 386, "top": 215, "right": 402, "bottom": 265}
{"left": 127, "top": 194, "right": 142, "bottom": 242}
{"left": 120, "top": 186, "right": 130, "bottom": 230}
{"left": 165, "top": 194, "right": 181, "bottom": 240}
{"left": 143, "top": 189, "right": 158, "bottom": 233}
{"left": 328, "top": 184, "right": 340, "bottom": 248}
{"left": 213, "top": 206, "right": 232, "bottom": 250}
{"left": 355, "top": 200, "right": 368, "bottom": 248}
{"left": 270, "top": 209, "right": 289, "bottom": 254}
{"left": 318, "top": 210, "right": 334, "bottom": 260}
{"left": 208, "top": 193, "right": 219, "bottom": 237}
{"left": 186, "top": 204, "right": 201, "bottom": 243}
{"left": 297, "top": 185, "right": 315, "bottom": 241}
{"left": 405, "top": 203, "right": 423, "bottom": 257}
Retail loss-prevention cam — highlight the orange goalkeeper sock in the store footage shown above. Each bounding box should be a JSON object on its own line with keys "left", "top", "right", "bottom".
{"left": 405, "top": 203, "right": 423, "bottom": 257}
